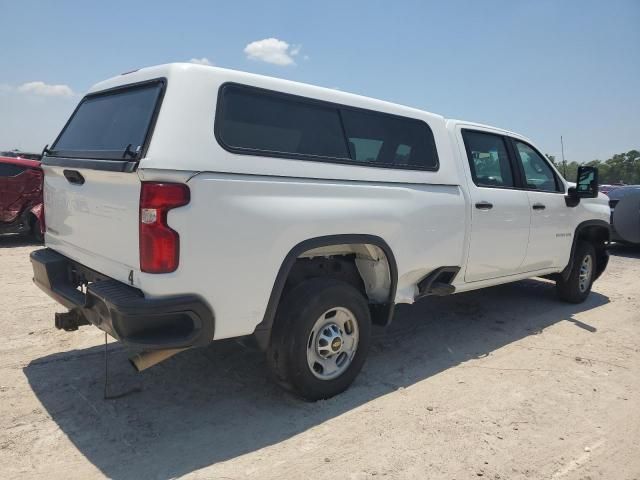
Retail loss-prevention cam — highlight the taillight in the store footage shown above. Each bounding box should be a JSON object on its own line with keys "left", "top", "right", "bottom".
{"left": 139, "top": 182, "right": 190, "bottom": 273}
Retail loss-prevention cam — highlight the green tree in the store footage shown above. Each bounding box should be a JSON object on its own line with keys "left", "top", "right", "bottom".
{"left": 553, "top": 150, "right": 640, "bottom": 184}
{"left": 596, "top": 150, "right": 640, "bottom": 184}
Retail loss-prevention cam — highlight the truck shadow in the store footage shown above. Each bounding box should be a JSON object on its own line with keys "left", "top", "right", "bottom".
{"left": 24, "top": 279, "right": 608, "bottom": 479}
{"left": 609, "top": 243, "right": 640, "bottom": 259}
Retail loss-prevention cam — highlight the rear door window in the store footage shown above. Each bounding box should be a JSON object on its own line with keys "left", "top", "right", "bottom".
{"left": 51, "top": 80, "right": 164, "bottom": 160}
{"left": 462, "top": 130, "right": 515, "bottom": 188}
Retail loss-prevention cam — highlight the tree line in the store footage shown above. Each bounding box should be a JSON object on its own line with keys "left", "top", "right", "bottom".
{"left": 546, "top": 150, "right": 640, "bottom": 185}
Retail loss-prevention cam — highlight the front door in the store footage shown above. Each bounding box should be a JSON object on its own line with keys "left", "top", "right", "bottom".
{"left": 511, "top": 140, "right": 573, "bottom": 270}
{"left": 460, "top": 129, "right": 531, "bottom": 282}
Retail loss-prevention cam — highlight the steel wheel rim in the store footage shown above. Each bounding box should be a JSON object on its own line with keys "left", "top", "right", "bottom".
{"left": 306, "top": 307, "right": 360, "bottom": 380}
{"left": 578, "top": 254, "right": 593, "bottom": 293}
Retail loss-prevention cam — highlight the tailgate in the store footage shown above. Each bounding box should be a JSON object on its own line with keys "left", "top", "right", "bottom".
{"left": 44, "top": 166, "right": 140, "bottom": 283}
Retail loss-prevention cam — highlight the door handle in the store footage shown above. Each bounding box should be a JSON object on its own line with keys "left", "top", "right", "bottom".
{"left": 475, "top": 201, "right": 493, "bottom": 210}
{"left": 63, "top": 169, "right": 85, "bottom": 185}
{"left": 532, "top": 203, "right": 546, "bottom": 210}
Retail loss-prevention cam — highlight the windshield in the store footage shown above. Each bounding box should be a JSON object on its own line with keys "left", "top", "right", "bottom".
{"left": 51, "top": 80, "right": 164, "bottom": 160}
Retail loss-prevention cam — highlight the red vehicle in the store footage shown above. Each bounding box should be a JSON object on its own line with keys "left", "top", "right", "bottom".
{"left": 0, "top": 156, "right": 44, "bottom": 241}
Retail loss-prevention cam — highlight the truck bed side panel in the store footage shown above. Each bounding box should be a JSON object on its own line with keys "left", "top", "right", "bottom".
{"left": 137, "top": 173, "right": 467, "bottom": 340}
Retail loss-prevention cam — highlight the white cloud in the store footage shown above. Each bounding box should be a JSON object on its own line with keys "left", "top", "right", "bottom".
{"left": 244, "top": 38, "right": 302, "bottom": 66}
{"left": 0, "top": 86, "right": 77, "bottom": 151}
{"left": 189, "top": 57, "right": 213, "bottom": 66}
{"left": 18, "top": 81, "right": 74, "bottom": 97}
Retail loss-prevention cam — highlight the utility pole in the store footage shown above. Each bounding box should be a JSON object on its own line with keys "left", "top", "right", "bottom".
{"left": 560, "top": 135, "right": 567, "bottom": 178}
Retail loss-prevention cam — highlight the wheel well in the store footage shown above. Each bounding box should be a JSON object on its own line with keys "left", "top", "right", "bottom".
{"left": 286, "top": 244, "right": 394, "bottom": 325}
{"left": 284, "top": 255, "right": 366, "bottom": 297}
{"left": 293, "top": 243, "right": 392, "bottom": 299}
{"left": 577, "top": 225, "right": 609, "bottom": 280}
{"left": 253, "top": 236, "right": 397, "bottom": 350}
{"left": 562, "top": 222, "right": 610, "bottom": 281}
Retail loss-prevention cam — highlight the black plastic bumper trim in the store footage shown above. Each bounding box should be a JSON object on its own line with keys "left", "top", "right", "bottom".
{"left": 30, "top": 248, "right": 214, "bottom": 350}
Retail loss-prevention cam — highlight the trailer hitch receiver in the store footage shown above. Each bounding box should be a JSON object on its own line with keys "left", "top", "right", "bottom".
{"left": 54, "top": 310, "right": 89, "bottom": 332}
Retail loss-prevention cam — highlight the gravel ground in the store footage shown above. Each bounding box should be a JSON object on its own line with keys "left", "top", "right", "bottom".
{"left": 1, "top": 235, "right": 639, "bottom": 480}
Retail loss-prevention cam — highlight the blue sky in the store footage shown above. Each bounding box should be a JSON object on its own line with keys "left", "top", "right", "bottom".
{"left": 1, "top": 0, "right": 638, "bottom": 162}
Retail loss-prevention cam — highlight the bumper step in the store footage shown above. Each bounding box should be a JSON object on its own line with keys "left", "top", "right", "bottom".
{"left": 31, "top": 248, "right": 215, "bottom": 350}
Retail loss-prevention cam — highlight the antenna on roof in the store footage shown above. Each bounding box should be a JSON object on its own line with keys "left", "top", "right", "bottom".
{"left": 560, "top": 135, "right": 567, "bottom": 178}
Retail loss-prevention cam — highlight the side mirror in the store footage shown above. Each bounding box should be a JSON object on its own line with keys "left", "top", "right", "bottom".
{"left": 565, "top": 186, "right": 580, "bottom": 207}
{"left": 576, "top": 166, "right": 599, "bottom": 198}
{"left": 565, "top": 166, "right": 598, "bottom": 207}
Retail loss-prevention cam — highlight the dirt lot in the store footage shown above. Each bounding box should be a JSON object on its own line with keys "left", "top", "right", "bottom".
{"left": 1, "top": 236, "right": 639, "bottom": 480}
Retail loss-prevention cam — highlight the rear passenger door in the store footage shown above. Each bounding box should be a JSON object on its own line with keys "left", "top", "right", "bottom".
{"left": 460, "top": 129, "right": 531, "bottom": 282}
{"left": 511, "top": 140, "right": 572, "bottom": 270}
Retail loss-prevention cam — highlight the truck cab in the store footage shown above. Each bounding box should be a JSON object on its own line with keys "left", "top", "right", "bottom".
{"left": 446, "top": 120, "right": 609, "bottom": 289}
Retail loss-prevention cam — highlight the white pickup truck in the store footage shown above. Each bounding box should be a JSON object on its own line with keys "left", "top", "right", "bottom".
{"left": 31, "top": 63, "right": 610, "bottom": 400}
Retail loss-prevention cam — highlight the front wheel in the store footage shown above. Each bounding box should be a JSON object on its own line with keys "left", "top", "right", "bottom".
{"left": 556, "top": 241, "right": 596, "bottom": 303}
{"left": 267, "top": 278, "right": 372, "bottom": 401}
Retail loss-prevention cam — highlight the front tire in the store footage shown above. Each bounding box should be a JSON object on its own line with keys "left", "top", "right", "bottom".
{"left": 267, "top": 278, "right": 372, "bottom": 401}
{"left": 556, "top": 241, "right": 596, "bottom": 303}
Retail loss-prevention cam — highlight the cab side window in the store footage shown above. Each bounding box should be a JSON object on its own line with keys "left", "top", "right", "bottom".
{"left": 462, "top": 130, "right": 514, "bottom": 188}
{"left": 514, "top": 142, "right": 561, "bottom": 192}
